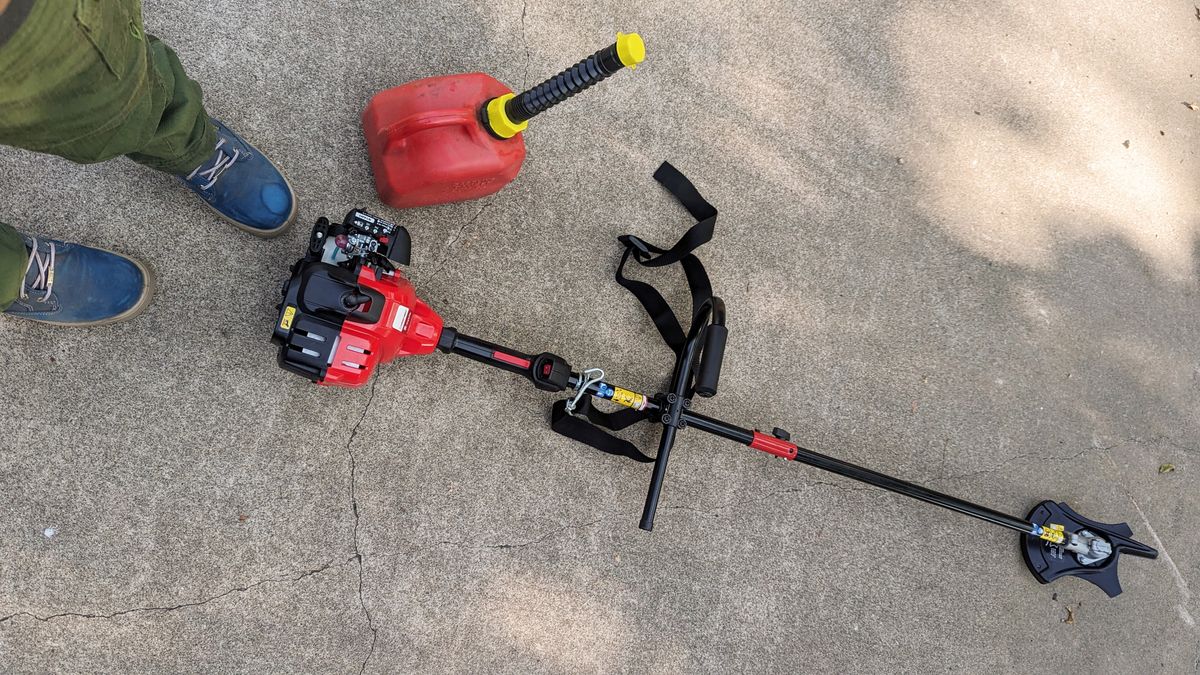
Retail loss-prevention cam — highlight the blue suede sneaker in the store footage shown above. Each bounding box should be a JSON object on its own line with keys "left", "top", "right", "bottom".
{"left": 3, "top": 235, "right": 153, "bottom": 326}
{"left": 182, "top": 118, "right": 297, "bottom": 237}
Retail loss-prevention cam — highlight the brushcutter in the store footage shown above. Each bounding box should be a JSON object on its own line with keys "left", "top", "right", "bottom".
{"left": 270, "top": 164, "right": 1157, "bottom": 598}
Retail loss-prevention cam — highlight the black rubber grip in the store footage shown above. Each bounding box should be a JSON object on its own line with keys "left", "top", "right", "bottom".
{"left": 693, "top": 325, "right": 727, "bottom": 398}
{"left": 531, "top": 352, "right": 572, "bottom": 392}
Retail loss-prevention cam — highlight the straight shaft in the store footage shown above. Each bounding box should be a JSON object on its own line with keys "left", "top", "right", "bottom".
{"left": 438, "top": 328, "right": 1040, "bottom": 537}
{"left": 681, "top": 410, "right": 1036, "bottom": 534}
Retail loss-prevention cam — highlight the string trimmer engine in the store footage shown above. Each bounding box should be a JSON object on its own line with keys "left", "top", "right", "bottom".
{"left": 272, "top": 210, "right": 442, "bottom": 387}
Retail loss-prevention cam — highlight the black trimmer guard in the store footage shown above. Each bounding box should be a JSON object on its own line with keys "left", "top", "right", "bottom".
{"left": 1022, "top": 500, "right": 1158, "bottom": 597}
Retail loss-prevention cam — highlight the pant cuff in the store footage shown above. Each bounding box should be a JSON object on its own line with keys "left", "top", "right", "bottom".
{"left": 0, "top": 222, "right": 29, "bottom": 311}
{"left": 128, "top": 116, "right": 217, "bottom": 176}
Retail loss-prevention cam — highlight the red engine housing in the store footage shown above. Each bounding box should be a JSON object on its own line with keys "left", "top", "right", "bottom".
{"left": 362, "top": 73, "right": 527, "bottom": 208}
{"left": 322, "top": 267, "right": 443, "bottom": 387}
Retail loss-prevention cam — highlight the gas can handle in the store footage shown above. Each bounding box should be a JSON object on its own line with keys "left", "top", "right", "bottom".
{"left": 378, "top": 110, "right": 480, "bottom": 153}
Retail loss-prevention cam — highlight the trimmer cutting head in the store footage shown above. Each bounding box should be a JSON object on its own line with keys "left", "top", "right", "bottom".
{"left": 1022, "top": 500, "right": 1158, "bottom": 597}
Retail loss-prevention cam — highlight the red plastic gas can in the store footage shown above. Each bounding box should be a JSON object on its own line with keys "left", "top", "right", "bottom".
{"left": 362, "top": 73, "right": 526, "bottom": 209}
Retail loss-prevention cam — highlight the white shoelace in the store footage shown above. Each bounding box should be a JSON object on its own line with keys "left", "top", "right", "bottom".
{"left": 186, "top": 138, "right": 240, "bottom": 190}
{"left": 21, "top": 237, "right": 55, "bottom": 302}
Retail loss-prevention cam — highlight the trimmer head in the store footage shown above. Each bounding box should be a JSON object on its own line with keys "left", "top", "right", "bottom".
{"left": 1022, "top": 500, "right": 1158, "bottom": 597}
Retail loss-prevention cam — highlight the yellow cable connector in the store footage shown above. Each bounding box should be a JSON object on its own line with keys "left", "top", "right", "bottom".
{"left": 610, "top": 386, "right": 648, "bottom": 411}
{"left": 485, "top": 94, "right": 528, "bottom": 139}
{"left": 1038, "top": 523, "right": 1066, "bottom": 545}
{"left": 616, "top": 32, "right": 646, "bottom": 69}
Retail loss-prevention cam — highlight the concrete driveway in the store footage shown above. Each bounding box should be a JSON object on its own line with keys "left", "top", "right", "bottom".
{"left": 1, "top": 0, "right": 1198, "bottom": 671}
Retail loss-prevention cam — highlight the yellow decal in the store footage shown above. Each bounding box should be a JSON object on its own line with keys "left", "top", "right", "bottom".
{"left": 610, "top": 387, "right": 646, "bottom": 410}
{"left": 1039, "top": 523, "right": 1066, "bottom": 545}
{"left": 280, "top": 306, "right": 297, "bottom": 330}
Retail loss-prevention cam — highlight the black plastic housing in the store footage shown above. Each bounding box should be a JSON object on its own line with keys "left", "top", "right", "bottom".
{"left": 273, "top": 262, "right": 359, "bottom": 382}
{"left": 532, "top": 352, "right": 572, "bottom": 392}
{"left": 273, "top": 210, "right": 412, "bottom": 383}
{"left": 1022, "top": 500, "right": 1158, "bottom": 597}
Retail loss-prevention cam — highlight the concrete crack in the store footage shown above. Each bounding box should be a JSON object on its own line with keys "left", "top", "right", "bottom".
{"left": 519, "top": 0, "right": 531, "bottom": 88}
{"left": 484, "top": 515, "right": 613, "bottom": 549}
{"left": 663, "top": 479, "right": 872, "bottom": 518}
{"left": 1144, "top": 434, "right": 1199, "bottom": 457}
{"left": 931, "top": 434, "right": 1198, "bottom": 484}
{"left": 0, "top": 557, "right": 351, "bottom": 627}
{"left": 1104, "top": 454, "right": 1197, "bottom": 633}
{"left": 435, "top": 514, "right": 619, "bottom": 551}
{"left": 345, "top": 377, "right": 381, "bottom": 674}
{"left": 427, "top": 200, "right": 493, "bottom": 284}
{"left": 932, "top": 440, "right": 1125, "bottom": 484}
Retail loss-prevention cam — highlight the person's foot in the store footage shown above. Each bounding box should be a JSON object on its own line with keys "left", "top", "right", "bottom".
{"left": 182, "top": 117, "right": 297, "bottom": 237}
{"left": 2, "top": 235, "right": 153, "bottom": 327}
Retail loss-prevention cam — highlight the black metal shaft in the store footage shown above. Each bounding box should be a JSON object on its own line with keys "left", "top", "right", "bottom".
{"left": 505, "top": 43, "right": 627, "bottom": 124}
{"left": 680, "top": 410, "right": 1036, "bottom": 534}
{"left": 639, "top": 300, "right": 715, "bottom": 531}
{"left": 437, "top": 327, "right": 1039, "bottom": 537}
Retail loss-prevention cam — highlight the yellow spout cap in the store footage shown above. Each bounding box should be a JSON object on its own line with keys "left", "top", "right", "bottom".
{"left": 616, "top": 32, "right": 646, "bottom": 69}
{"left": 485, "top": 93, "right": 528, "bottom": 139}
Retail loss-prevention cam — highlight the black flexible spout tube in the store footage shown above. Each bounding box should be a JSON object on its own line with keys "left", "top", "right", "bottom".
{"left": 506, "top": 46, "right": 624, "bottom": 123}
{"left": 482, "top": 33, "right": 645, "bottom": 139}
{"left": 505, "top": 36, "right": 642, "bottom": 123}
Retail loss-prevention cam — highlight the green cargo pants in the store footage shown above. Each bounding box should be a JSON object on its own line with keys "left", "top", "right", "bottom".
{"left": 0, "top": 0, "right": 216, "bottom": 310}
